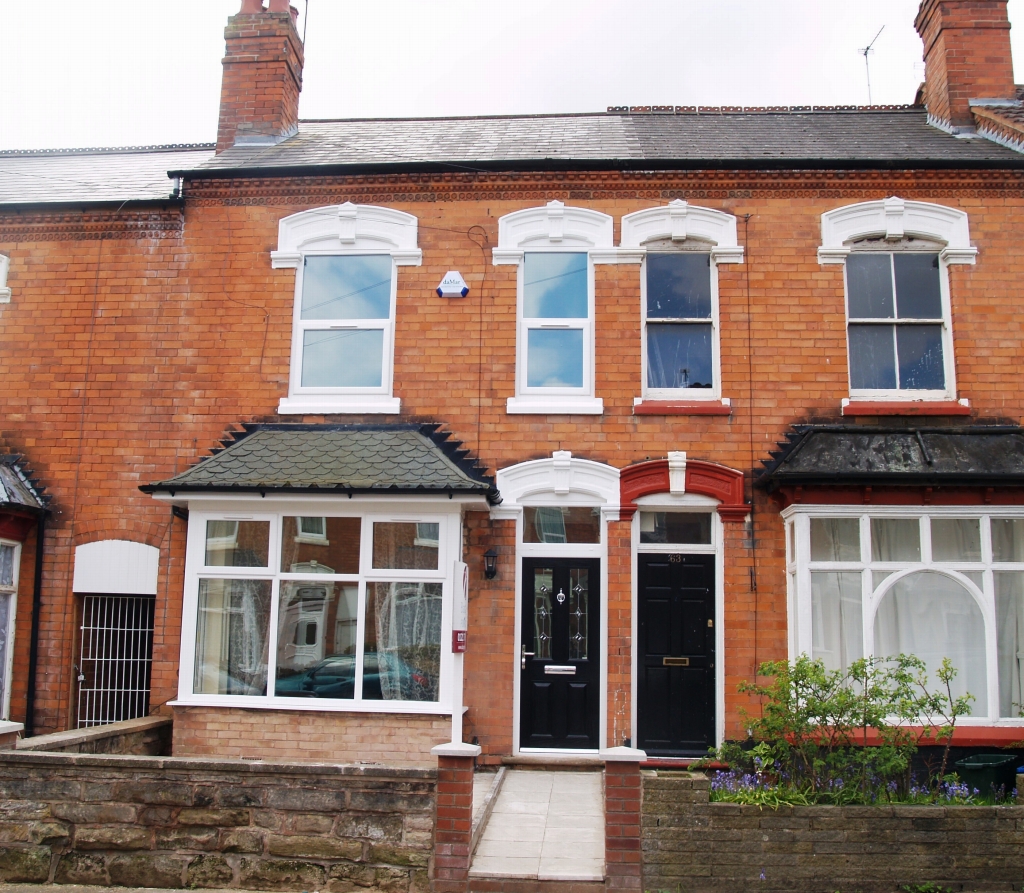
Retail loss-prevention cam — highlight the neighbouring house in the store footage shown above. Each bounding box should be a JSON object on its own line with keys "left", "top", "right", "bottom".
{"left": 3, "top": 0, "right": 1024, "bottom": 777}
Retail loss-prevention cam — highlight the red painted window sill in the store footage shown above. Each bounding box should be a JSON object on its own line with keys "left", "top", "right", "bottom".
{"left": 842, "top": 401, "right": 970, "bottom": 417}
{"left": 634, "top": 400, "right": 732, "bottom": 416}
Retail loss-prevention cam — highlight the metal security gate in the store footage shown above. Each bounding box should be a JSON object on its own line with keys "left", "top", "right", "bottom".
{"left": 76, "top": 595, "right": 155, "bottom": 728}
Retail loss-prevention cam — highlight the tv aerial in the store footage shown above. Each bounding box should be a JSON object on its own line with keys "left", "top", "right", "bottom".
{"left": 859, "top": 26, "right": 885, "bottom": 105}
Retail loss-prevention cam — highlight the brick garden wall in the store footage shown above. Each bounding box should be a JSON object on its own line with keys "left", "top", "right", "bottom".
{"left": 642, "top": 770, "right": 1024, "bottom": 892}
{"left": 0, "top": 750, "right": 434, "bottom": 891}
{"left": 172, "top": 706, "right": 451, "bottom": 768}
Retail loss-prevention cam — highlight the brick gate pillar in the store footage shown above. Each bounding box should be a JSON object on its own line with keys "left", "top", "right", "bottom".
{"left": 601, "top": 745, "right": 646, "bottom": 891}
{"left": 431, "top": 742, "right": 481, "bottom": 893}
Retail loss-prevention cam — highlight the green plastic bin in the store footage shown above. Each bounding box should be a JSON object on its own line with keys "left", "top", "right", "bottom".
{"left": 953, "top": 754, "right": 1018, "bottom": 796}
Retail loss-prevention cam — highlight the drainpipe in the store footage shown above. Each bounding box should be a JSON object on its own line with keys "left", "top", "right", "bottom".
{"left": 24, "top": 511, "right": 45, "bottom": 737}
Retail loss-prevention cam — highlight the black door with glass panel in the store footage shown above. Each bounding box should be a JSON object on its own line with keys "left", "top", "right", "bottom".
{"left": 637, "top": 553, "right": 715, "bottom": 756}
{"left": 520, "top": 558, "right": 600, "bottom": 750}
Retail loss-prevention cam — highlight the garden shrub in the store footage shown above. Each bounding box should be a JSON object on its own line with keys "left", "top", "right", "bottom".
{"left": 703, "top": 654, "right": 991, "bottom": 805}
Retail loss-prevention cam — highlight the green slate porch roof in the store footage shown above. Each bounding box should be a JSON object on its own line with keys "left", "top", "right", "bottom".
{"left": 758, "top": 425, "right": 1024, "bottom": 491}
{"left": 140, "top": 424, "right": 500, "bottom": 504}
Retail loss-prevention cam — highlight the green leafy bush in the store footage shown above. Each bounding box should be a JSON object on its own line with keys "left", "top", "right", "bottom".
{"left": 703, "top": 654, "right": 982, "bottom": 806}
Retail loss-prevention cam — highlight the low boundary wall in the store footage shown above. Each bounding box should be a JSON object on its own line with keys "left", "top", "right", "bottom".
{"left": 642, "top": 770, "right": 1024, "bottom": 892}
{"left": 0, "top": 750, "right": 434, "bottom": 892}
{"left": 16, "top": 716, "right": 171, "bottom": 756}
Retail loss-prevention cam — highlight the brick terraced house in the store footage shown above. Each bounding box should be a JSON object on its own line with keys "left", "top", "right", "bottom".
{"left": 3, "top": 0, "right": 1024, "bottom": 869}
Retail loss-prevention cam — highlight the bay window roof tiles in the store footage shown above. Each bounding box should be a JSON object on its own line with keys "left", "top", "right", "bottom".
{"left": 759, "top": 426, "right": 1024, "bottom": 490}
{"left": 0, "top": 454, "right": 47, "bottom": 515}
{"left": 141, "top": 424, "right": 499, "bottom": 504}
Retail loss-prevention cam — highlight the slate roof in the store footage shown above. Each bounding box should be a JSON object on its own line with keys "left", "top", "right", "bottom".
{"left": 0, "top": 145, "right": 214, "bottom": 205}
{"left": 758, "top": 426, "right": 1024, "bottom": 490}
{"left": 0, "top": 455, "right": 47, "bottom": 515}
{"left": 183, "top": 108, "right": 1024, "bottom": 176}
{"left": 141, "top": 424, "right": 499, "bottom": 504}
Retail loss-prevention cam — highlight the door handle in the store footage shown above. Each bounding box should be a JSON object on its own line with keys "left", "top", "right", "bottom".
{"left": 522, "top": 644, "right": 535, "bottom": 669}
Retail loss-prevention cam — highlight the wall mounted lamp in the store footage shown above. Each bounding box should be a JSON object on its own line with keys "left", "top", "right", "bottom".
{"left": 483, "top": 548, "right": 498, "bottom": 580}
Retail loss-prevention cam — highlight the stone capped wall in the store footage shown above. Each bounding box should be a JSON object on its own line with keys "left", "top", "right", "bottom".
{"left": 0, "top": 750, "right": 434, "bottom": 892}
{"left": 642, "top": 769, "right": 1024, "bottom": 892}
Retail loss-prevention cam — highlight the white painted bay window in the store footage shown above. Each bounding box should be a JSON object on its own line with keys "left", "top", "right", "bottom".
{"left": 180, "top": 508, "right": 455, "bottom": 712}
{"left": 786, "top": 507, "right": 1024, "bottom": 722}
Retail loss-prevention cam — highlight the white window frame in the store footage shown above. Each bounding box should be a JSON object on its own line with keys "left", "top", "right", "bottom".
{"left": 621, "top": 201, "right": 743, "bottom": 407}
{"left": 842, "top": 248, "right": 956, "bottom": 400}
{"left": 494, "top": 201, "right": 616, "bottom": 415}
{"left": 272, "top": 203, "right": 422, "bottom": 415}
{"left": 174, "top": 498, "right": 460, "bottom": 715}
{"left": 784, "top": 504, "right": 1024, "bottom": 725}
{"left": 0, "top": 539, "right": 19, "bottom": 720}
{"left": 639, "top": 250, "right": 722, "bottom": 400}
{"left": 817, "top": 197, "right": 976, "bottom": 403}
{"left": 0, "top": 255, "right": 11, "bottom": 303}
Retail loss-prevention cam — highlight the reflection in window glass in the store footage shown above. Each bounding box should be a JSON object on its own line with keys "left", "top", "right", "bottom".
{"left": 363, "top": 582, "right": 442, "bottom": 701}
{"left": 194, "top": 579, "right": 272, "bottom": 695}
{"left": 993, "top": 519, "right": 1024, "bottom": 563}
{"left": 372, "top": 523, "right": 439, "bottom": 570}
{"left": 847, "top": 254, "right": 894, "bottom": 319}
{"left": 848, "top": 325, "right": 897, "bottom": 390}
{"left": 281, "top": 517, "right": 361, "bottom": 574}
{"left": 523, "top": 253, "right": 588, "bottom": 319}
{"left": 301, "top": 329, "right": 384, "bottom": 388}
{"left": 275, "top": 581, "right": 358, "bottom": 699}
{"left": 533, "top": 569, "right": 553, "bottom": 660}
{"left": 894, "top": 254, "right": 942, "bottom": 319}
{"left": 205, "top": 521, "right": 270, "bottom": 568}
{"left": 526, "top": 329, "right": 584, "bottom": 388}
{"left": 810, "top": 518, "right": 860, "bottom": 561}
{"left": 524, "top": 507, "right": 601, "bottom": 544}
{"left": 646, "top": 323, "right": 713, "bottom": 389}
{"left": 639, "top": 512, "right": 711, "bottom": 545}
{"left": 931, "top": 519, "right": 981, "bottom": 562}
{"left": 646, "top": 254, "right": 711, "bottom": 319}
{"left": 870, "top": 519, "right": 921, "bottom": 562}
{"left": 874, "top": 571, "right": 985, "bottom": 714}
{"left": 996, "top": 572, "right": 1024, "bottom": 717}
{"left": 896, "top": 325, "right": 944, "bottom": 390}
{"left": 811, "top": 572, "right": 862, "bottom": 672}
{"left": 301, "top": 255, "right": 392, "bottom": 320}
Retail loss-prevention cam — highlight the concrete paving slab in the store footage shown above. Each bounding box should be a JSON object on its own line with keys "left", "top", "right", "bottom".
{"left": 469, "top": 768, "right": 604, "bottom": 881}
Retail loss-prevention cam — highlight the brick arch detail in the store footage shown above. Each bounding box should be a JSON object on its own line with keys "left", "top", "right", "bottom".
{"left": 620, "top": 459, "right": 748, "bottom": 522}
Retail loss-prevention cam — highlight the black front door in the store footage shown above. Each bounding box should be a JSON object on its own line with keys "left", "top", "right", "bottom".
{"left": 520, "top": 558, "right": 600, "bottom": 749}
{"left": 637, "top": 553, "right": 715, "bottom": 756}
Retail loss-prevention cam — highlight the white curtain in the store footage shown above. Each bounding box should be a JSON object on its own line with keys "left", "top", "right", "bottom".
{"left": 194, "top": 578, "right": 271, "bottom": 696}
{"left": 874, "top": 571, "right": 986, "bottom": 714}
{"left": 996, "top": 572, "right": 1024, "bottom": 717}
{"left": 810, "top": 518, "right": 860, "bottom": 562}
{"left": 992, "top": 519, "right": 1024, "bottom": 562}
{"left": 811, "top": 572, "right": 863, "bottom": 672}
{"left": 870, "top": 519, "right": 921, "bottom": 562}
{"left": 931, "top": 518, "right": 981, "bottom": 562}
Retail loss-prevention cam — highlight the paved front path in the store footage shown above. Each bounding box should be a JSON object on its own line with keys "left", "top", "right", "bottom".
{"left": 469, "top": 769, "right": 604, "bottom": 882}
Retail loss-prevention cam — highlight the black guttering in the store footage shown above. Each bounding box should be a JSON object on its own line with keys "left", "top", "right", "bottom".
{"left": 168, "top": 157, "right": 1024, "bottom": 181}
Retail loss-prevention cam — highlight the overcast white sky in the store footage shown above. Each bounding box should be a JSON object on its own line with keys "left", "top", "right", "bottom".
{"left": 3, "top": 0, "right": 1024, "bottom": 151}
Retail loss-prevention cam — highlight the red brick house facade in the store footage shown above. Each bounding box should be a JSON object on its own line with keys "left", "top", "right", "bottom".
{"left": 2, "top": 0, "right": 1024, "bottom": 766}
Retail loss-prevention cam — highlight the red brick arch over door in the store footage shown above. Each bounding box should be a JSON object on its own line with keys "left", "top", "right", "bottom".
{"left": 620, "top": 459, "right": 748, "bottom": 522}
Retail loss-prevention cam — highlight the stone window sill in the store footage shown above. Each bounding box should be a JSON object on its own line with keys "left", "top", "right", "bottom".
{"left": 842, "top": 400, "right": 970, "bottom": 417}
{"left": 633, "top": 399, "right": 731, "bottom": 416}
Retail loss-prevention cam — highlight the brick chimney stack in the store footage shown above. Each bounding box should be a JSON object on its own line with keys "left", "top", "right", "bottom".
{"left": 915, "top": 0, "right": 1016, "bottom": 129}
{"left": 216, "top": 0, "right": 304, "bottom": 153}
